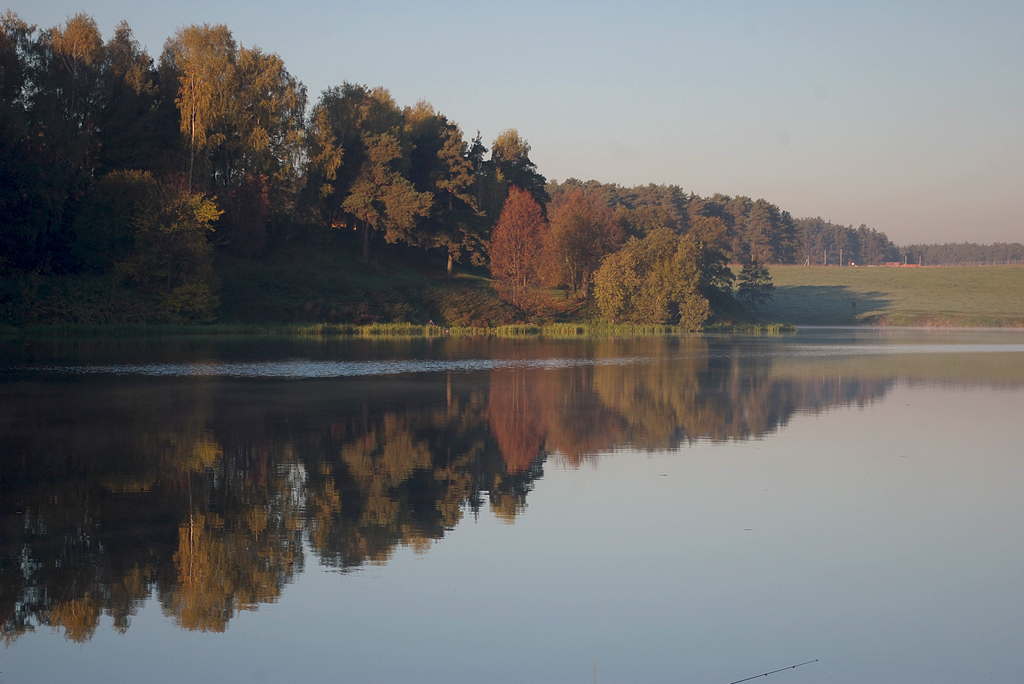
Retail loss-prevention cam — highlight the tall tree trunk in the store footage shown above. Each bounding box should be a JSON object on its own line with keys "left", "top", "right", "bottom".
{"left": 362, "top": 221, "right": 370, "bottom": 263}
{"left": 188, "top": 100, "right": 199, "bottom": 192}
{"left": 447, "top": 253, "right": 454, "bottom": 278}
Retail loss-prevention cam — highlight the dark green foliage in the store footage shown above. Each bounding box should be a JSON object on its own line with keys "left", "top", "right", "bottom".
{"left": 95, "top": 22, "right": 170, "bottom": 176}
{"left": 0, "top": 13, "right": 103, "bottom": 272}
{"left": 797, "top": 217, "right": 899, "bottom": 266}
{"left": 735, "top": 261, "right": 775, "bottom": 310}
{"left": 0, "top": 272, "right": 156, "bottom": 325}
{"left": 71, "top": 170, "right": 154, "bottom": 272}
{"left": 0, "top": 14, "right": 35, "bottom": 273}
{"left": 342, "top": 132, "right": 432, "bottom": 259}
{"left": 404, "top": 102, "right": 486, "bottom": 275}
{"left": 304, "top": 83, "right": 406, "bottom": 222}
{"left": 0, "top": 13, "right": 178, "bottom": 274}
{"left": 116, "top": 179, "right": 221, "bottom": 322}
{"left": 304, "top": 83, "right": 436, "bottom": 261}
{"left": 687, "top": 214, "right": 735, "bottom": 305}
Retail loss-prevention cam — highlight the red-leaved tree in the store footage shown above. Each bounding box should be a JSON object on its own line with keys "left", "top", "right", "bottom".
{"left": 488, "top": 186, "right": 548, "bottom": 308}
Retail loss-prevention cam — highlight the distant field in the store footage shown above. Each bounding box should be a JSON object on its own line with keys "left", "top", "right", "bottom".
{"left": 759, "top": 265, "right": 1024, "bottom": 327}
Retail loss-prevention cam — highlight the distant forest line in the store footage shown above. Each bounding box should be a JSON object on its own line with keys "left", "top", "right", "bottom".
{"left": 2, "top": 13, "right": 1020, "bottom": 326}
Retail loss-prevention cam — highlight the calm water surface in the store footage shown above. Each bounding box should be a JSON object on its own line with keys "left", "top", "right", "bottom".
{"left": 2, "top": 328, "right": 1023, "bottom": 684}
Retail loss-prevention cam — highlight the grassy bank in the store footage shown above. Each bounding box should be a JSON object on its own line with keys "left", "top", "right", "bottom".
{"left": 760, "top": 265, "right": 1024, "bottom": 327}
{"left": 1, "top": 320, "right": 794, "bottom": 342}
{"left": 0, "top": 239, "right": 522, "bottom": 330}
{"left": 214, "top": 242, "right": 525, "bottom": 328}
{"left": 2, "top": 236, "right": 792, "bottom": 337}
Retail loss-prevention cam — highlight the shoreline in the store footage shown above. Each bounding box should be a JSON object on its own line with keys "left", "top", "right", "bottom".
{"left": 1, "top": 321, "right": 796, "bottom": 341}
{"left": 12, "top": 319, "right": 1024, "bottom": 343}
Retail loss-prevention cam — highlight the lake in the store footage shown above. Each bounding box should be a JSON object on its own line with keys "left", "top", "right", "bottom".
{"left": 2, "top": 328, "right": 1023, "bottom": 684}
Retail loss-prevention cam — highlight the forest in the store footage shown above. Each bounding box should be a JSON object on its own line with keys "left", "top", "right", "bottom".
{"left": 2, "top": 13, "right": 1020, "bottom": 328}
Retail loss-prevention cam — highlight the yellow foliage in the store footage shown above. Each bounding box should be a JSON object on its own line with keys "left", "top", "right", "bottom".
{"left": 48, "top": 598, "right": 100, "bottom": 643}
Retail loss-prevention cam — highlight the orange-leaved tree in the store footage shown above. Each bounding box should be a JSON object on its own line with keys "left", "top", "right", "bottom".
{"left": 488, "top": 186, "right": 548, "bottom": 309}
{"left": 545, "top": 187, "right": 623, "bottom": 300}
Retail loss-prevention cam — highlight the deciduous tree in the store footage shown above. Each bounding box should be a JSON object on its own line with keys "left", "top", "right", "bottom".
{"left": 593, "top": 227, "right": 710, "bottom": 329}
{"left": 217, "top": 46, "right": 306, "bottom": 254}
{"left": 488, "top": 187, "right": 548, "bottom": 308}
{"left": 160, "top": 24, "right": 236, "bottom": 189}
{"left": 544, "top": 188, "right": 623, "bottom": 299}
{"left": 117, "top": 176, "right": 222, "bottom": 321}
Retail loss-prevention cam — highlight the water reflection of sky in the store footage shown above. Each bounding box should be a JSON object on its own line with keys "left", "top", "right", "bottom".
{"left": 8, "top": 383, "right": 1021, "bottom": 684}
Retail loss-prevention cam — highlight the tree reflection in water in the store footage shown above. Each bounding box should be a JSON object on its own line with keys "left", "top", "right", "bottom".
{"left": 0, "top": 337, "right": 898, "bottom": 641}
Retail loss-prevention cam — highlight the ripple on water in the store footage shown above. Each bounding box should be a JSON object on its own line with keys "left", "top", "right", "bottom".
{"left": 20, "top": 342, "right": 1024, "bottom": 378}
{"left": 27, "top": 356, "right": 655, "bottom": 378}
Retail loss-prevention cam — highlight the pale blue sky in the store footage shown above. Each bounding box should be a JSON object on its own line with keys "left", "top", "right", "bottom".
{"left": 7, "top": 1, "right": 1023, "bottom": 243}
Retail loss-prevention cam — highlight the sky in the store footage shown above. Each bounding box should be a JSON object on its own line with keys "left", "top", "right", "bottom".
{"left": 6, "top": 0, "right": 1023, "bottom": 244}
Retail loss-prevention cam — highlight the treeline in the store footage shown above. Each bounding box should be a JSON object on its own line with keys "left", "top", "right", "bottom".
{"left": 796, "top": 217, "right": 901, "bottom": 265}
{"left": 900, "top": 242, "right": 1024, "bottom": 266}
{"left": 2, "top": 13, "right": 1014, "bottom": 327}
{"left": 551, "top": 180, "right": 803, "bottom": 265}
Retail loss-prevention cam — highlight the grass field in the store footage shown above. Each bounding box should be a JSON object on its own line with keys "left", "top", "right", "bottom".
{"left": 760, "top": 265, "right": 1024, "bottom": 327}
